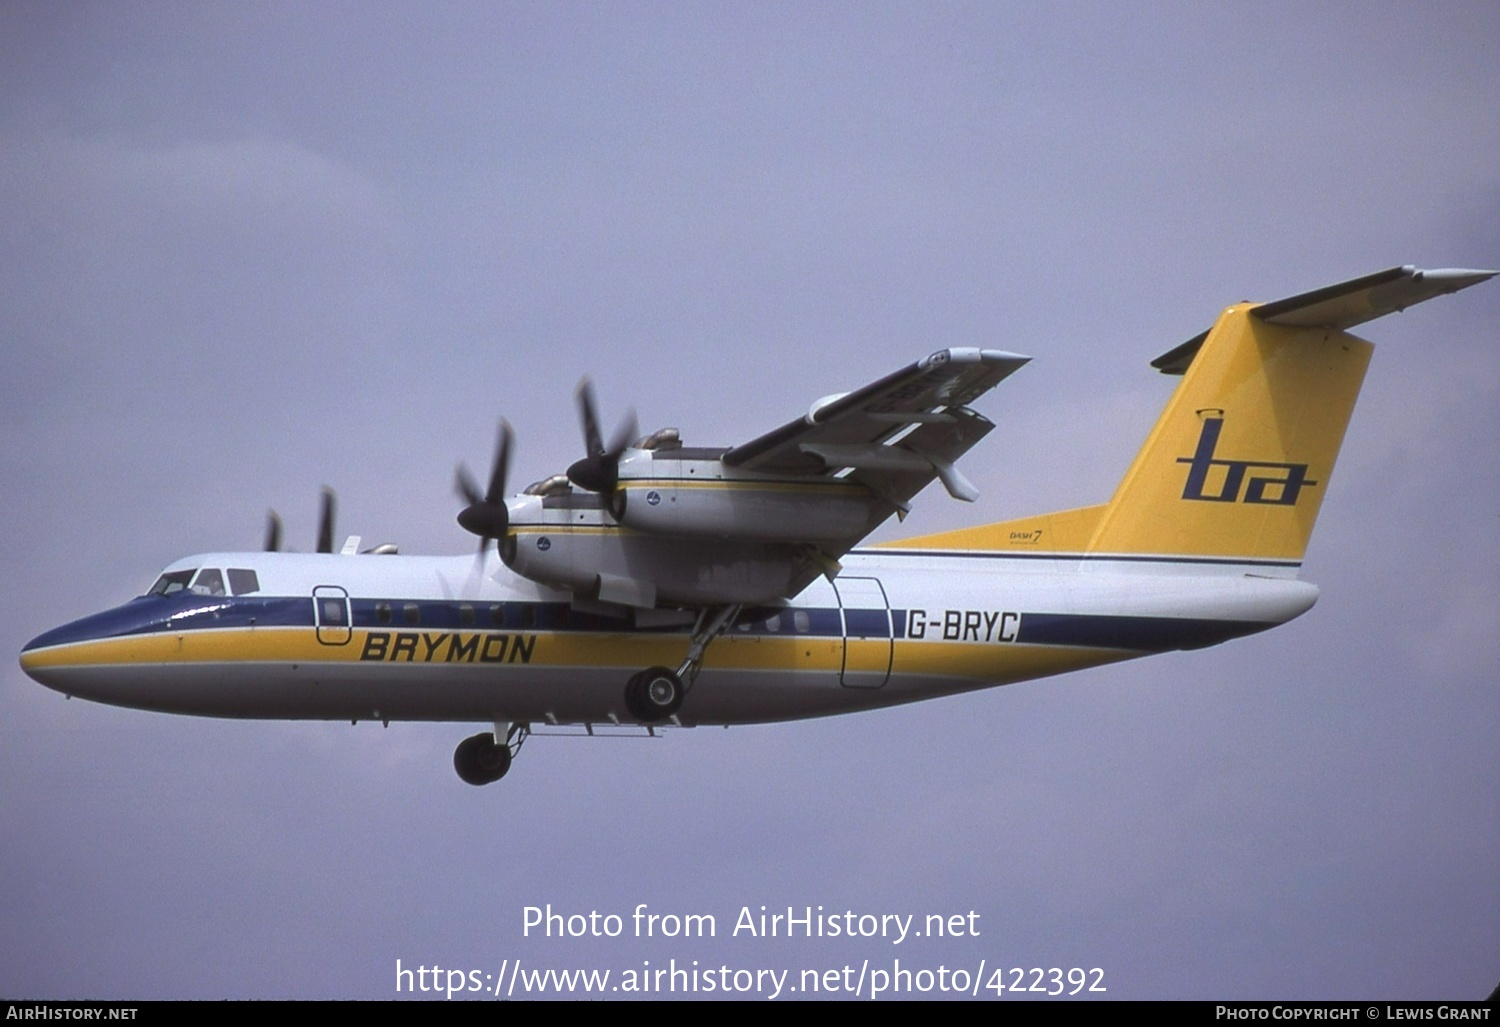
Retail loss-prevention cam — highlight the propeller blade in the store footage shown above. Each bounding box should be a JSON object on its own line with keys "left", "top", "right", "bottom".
{"left": 606, "top": 409, "right": 639, "bottom": 461}
{"left": 264, "top": 510, "right": 283, "bottom": 553}
{"left": 317, "top": 487, "right": 336, "bottom": 554}
{"left": 576, "top": 378, "right": 605, "bottom": 457}
{"left": 486, "top": 420, "right": 513, "bottom": 503}
{"left": 568, "top": 380, "right": 637, "bottom": 494}
{"left": 455, "top": 464, "right": 483, "bottom": 507}
{"left": 456, "top": 420, "right": 512, "bottom": 541}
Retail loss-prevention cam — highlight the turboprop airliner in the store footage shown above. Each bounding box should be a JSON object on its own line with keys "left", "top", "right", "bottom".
{"left": 20, "top": 265, "right": 1494, "bottom": 785}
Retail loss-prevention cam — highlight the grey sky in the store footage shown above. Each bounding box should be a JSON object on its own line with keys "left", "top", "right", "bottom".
{"left": 1, "top": 2, "right": 1496, "bottom": 999}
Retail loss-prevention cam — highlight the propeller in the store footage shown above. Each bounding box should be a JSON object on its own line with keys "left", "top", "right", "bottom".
{"left": 566, "top": 378, "right": 637, "bottom": 494}
{"left": 456, "top": 420, "right": 514, "bottom": 548}
{"left": 316, "top": 486, "right": 335, "bottom": 554}
{"left": 263, "top": 487, "right": 336, "bottom": 552}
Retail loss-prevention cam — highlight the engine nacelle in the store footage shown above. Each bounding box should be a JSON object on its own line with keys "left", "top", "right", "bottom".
{"left": 616, "top": 480, "right": 877, "bottom": 542}
{"left": 504, "top": 491, "right": 814, "bottom": 607}
{"left": 613, "top": 453, "right": 881, "bottom": 543}
{"left": 508, "top": 527, "right": 809, "bottom": 607}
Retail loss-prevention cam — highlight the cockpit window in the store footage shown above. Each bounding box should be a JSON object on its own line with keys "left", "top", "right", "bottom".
{"left": 227, "top": 568, "right": 260, "bottom": 595}
{"left": 189, "top": 568, "right": 226, "bottom": 596}
{"left": 147, "top": 569, "right": 196, "bottom": 596}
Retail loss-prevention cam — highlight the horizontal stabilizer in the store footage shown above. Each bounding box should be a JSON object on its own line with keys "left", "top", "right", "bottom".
{"left": 1254, "top": 265, "right": 1496, "bottom": 329}
{"left": 1152, "top": 265, "right": 1496, "bottom": 374}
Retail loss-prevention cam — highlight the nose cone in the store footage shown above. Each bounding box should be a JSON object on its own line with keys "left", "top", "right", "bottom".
{"left": 17, "top": 640, "right": 46, "bottom": 683}
{"left": 20, "top": 628, "right": 79, "bottom": 695}
{"left": 19, "top": 597, "right": 175, "bottom": 695}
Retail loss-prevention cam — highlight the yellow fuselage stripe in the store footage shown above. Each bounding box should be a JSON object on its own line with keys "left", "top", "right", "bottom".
{"left": 23, "top": 627, "right": 1131, "bottom": 685}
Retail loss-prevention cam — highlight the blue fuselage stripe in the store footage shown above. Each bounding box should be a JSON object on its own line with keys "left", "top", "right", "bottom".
{"left": 27, "top": 595, "right": 1269, "bottom": 655}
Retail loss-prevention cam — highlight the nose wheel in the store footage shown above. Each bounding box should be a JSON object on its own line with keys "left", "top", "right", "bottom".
{"left": 454, "top": 722, "right": 528, "bottom": 786}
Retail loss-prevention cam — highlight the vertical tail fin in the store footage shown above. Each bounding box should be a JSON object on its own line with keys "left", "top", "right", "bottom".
{"left": 882, "top": 265, "right": 1493, "bottom": 563}
{"left": 1088, "top": 266, "right": 1493, "bottom": 567}
{"left": 1086, "top": 305, "right": 1369, "bottom": 565}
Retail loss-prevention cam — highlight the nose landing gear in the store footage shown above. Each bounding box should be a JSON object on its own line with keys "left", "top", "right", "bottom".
{"left": 454, "top": 722, "right": 529, "bottom": 786}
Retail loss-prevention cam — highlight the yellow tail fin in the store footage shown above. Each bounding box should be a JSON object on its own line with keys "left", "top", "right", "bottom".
{"left": 1086, "top": 304, "right": 1369, "bottom": 564}
{"left": 885, "top": 266, "right": 1494, "bottom": 565}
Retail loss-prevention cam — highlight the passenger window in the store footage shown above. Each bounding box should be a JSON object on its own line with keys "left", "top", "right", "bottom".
{"left": 793, "top": 611, "right": 811, "bottom": 633}
{"left": 459, "top": 604, "right": 476, "bottom": 626}
{"left": 190, "top": 569, "right": 226, "bottom": 596}
{"left": 403, "top": 603, "right": 420, "bottom": 625}
{"left": 765, "top": 613, "right": 781, "bottom": 633}
{"left": 227, "top": 568, "right": 260, "bottom": 595}
{"left": 376, "top": 602, "right": 392, "bottom": 625}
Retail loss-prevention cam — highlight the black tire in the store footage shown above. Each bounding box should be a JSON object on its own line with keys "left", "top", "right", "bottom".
{"left": 623, "top": 672, "right": 647, "bottom": 721}
{"left": 453, "top": 731, "right": 512, "bottom": 786}
{"left": 625, "top": 666, "right": 682, "bottom": 722}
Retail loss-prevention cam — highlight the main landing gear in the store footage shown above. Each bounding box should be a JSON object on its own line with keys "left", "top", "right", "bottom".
{"left": 623, "top": 666, "right": 685, "bottom": 722}
{"left": 452, "top": 604, "right": 742, "bottom": 784}
{"left": 624, "top": 604, "right": 741, "bottom": 724}
{"left": 454, "top": 722, "right": 529, "bottom": 786}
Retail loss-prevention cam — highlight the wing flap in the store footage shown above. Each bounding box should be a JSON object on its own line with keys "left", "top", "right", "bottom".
{"left": 724, "top": 348, "right": 1028, "bottom": 473}
{"left": 845, "top": 405, "right": 996, "bottom": 510}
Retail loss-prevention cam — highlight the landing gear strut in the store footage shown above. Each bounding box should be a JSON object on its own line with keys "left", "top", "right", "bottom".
{"left": 624, "top": 604, "right": 741, "bottom": 723}
{"left": 454, "top": 722, "right": 529, "bottom": 786}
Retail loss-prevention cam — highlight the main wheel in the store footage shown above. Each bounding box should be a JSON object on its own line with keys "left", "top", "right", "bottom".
{"left": 453, "top": 731, "right": 512, "bottom": 786}
{"left": 624, "top": 666, "right": 683, "bottom": 723}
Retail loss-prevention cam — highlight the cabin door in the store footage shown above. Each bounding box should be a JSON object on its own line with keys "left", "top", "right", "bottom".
{"left": 834, "top": 576, "right": 892, "bottom": 689}
{"left": 313, "top": 586, "right": 352, "bottom": 646}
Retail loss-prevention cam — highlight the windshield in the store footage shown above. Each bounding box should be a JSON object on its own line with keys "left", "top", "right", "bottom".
{"left": 147, "top": 569, "right": 196, "bottom": 596}
{"left": 189, "top": 568, "right": 225, "bottom": 596}
{"left": 146, "top": 566, "right": 259, "bottom": 597}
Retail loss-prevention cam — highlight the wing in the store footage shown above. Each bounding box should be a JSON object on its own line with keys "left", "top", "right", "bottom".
{"left": 722, "top": 348, "right": 1029, "bottom": 505}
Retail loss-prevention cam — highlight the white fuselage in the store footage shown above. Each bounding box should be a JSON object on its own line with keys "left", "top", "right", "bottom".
{"left": 20, "top": 547, "right": 1317, "bottom": 728}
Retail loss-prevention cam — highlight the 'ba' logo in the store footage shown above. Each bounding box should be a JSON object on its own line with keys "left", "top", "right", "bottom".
{"left": 1177, "top": 418, "right": 1317, "bottom": 505}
